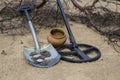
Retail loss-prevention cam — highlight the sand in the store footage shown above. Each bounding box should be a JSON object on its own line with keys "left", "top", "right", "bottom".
{"left": 0, "top": 0, "right": 120, "bottom": 80}
{"left": 0, "top": 21, "right": 120, "bottom": 80}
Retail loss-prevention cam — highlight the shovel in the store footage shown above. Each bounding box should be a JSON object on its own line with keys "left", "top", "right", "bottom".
{"left": 18, "top": 6, "right": 60, "bottom": 68}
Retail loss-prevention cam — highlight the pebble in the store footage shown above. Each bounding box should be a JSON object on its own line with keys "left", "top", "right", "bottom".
{"left": 36, "top": 59, "right": 44, "bottom": 63}
{"left": 40, "top": 50, "right": 51, "bottom": 57}
{"left": 1, "top": 50, "right": 7, "bottom": 55}
{"left": 33, "top": 54, "right": 41, "bottom": 58}
{"left": 30, "top": 52, "right": 37, "bottom": 56}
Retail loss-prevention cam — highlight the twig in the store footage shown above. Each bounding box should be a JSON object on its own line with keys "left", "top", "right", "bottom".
{"left": 33, "top": 0, "right": 48, "bottom": 9}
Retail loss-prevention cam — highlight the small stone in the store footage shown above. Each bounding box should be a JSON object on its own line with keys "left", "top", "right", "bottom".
{"left": 40, "top": 50, "right": 51, "bottom": 57}
{"left": 30, "top": 52, "right": 37, "bottom": 56}
{"left": 20, "top": 40, "right": 23, "bottom": 44}
{"left": 40, "top": 61, "right": 48, "bottom": 66}
{"left": 44, "top": 57, "right": 50, "bottom": 60}
{"left": 33, "top": 59, "right": 44, "bottom": 64}
{"left": 36, "top": 59, "right": 44, "bottom": 63}
{"left": 1, "top": 50, "right": 7, "bottom": 55}
{"left": 44, "top": 57, "right": 50, "bottom": 63}
{"left": 70, "top": 23, "right": 73, "bottom": 26}
{"left": 33, "top": 54, "right": 41, "bottom": 58}
{"left": 101, "top": 59, "right": 103, "bottom": 61}
{"left": 31, "top": 54, "right": 41, "bottom": 61}
{"left": 39, "top": 55, "right": 46, "bottom": 59}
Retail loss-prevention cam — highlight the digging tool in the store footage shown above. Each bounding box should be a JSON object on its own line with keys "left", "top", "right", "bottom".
{"left": 57, "top": 0, "right": 101, "bottom": 63}
{"left": 18, "top": 6, "right": 60, "bottom": 68}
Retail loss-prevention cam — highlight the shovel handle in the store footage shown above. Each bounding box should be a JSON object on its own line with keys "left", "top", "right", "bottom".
{"left": 24, "top": 10, "right": 40, "bottom": 50}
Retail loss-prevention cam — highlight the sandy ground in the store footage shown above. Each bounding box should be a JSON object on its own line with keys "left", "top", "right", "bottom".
{"left": 0, "top": 0, "right": 120, "bottom": 80}
{"left": 0, "top": 21, "right": 120, "bottom": 80}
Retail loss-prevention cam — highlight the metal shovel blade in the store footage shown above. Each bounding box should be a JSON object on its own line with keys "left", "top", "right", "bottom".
{"left": 23, "top": 44, "right": 61, "bottom": 68}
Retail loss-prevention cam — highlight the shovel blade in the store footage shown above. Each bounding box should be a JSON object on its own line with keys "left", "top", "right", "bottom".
{"left": 23, "top": 44, "right": 61, "bottom": 68}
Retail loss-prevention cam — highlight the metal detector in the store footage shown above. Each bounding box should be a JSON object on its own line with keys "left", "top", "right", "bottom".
{"left": 57, "top": 0, "right": 101, "bottom": 63}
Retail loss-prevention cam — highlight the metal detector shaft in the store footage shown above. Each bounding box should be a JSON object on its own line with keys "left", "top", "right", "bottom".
{"left": 24, "top": 10, "right": 40, "bottom": 50}
{"left": 57, "top": 0, "right": 76, "bottom": 45}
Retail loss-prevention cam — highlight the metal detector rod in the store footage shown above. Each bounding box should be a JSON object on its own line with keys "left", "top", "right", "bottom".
{"left": 24, "top": 10, "right": 40, "bottom": 50}
{"left": 57, "top": 0, "right": 76, "bottom": 44}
